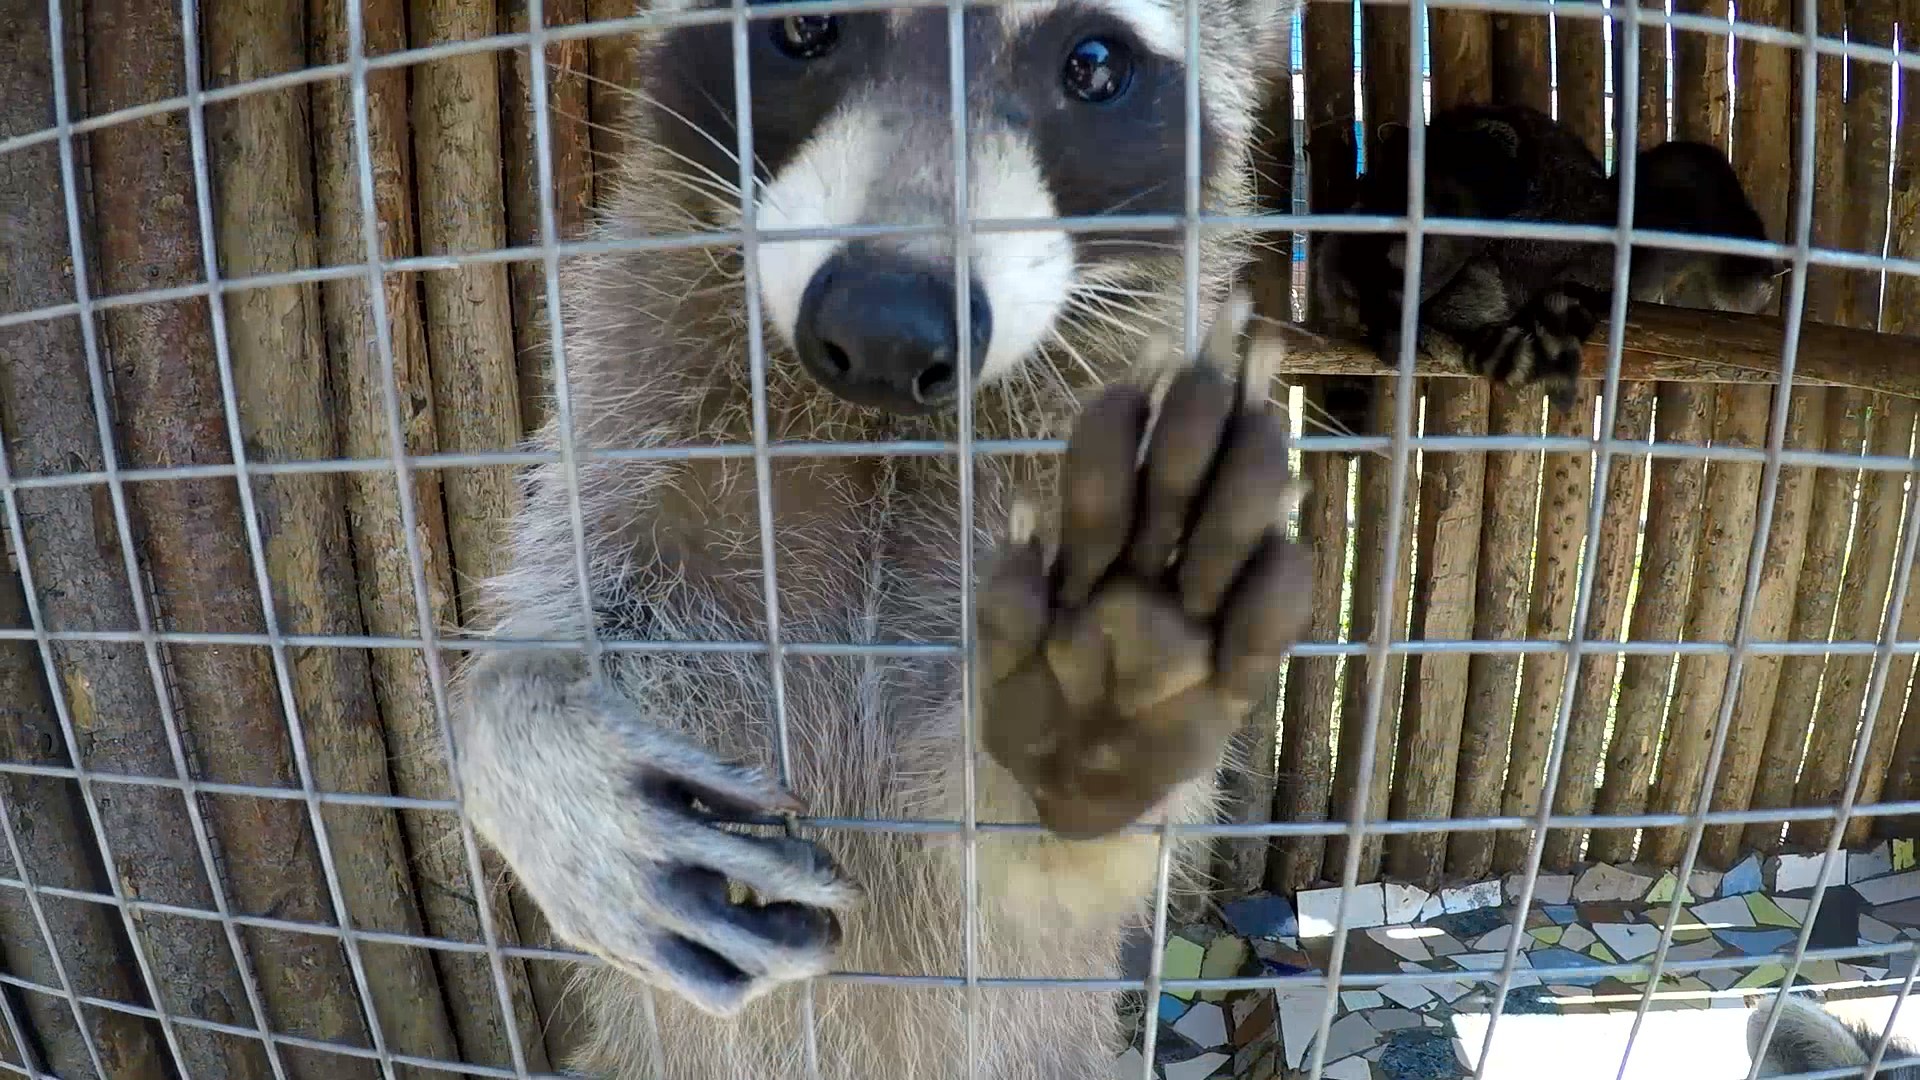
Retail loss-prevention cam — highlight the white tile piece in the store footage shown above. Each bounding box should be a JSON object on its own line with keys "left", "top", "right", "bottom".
{"left": 1559, "top": 924, "right": 1598, "bottom": 952}
{"left": 1472, "top": 925, "right": 1516, "bottom": 952}
{"left": 1534, "top": 875, "right": 1575, "bottom": 905}
{"left": 1594, "top": 922, "right": 1664, "bottom": 961}
{"left": 1297, "top": 883, "right": 1387, "bottom": 936}
{"left": 1347, "top": 883, "right": 1389, "bottom": 929}
{"left": 1689, "top": 870, "right": 1724, "bottom": 900}
{"left": 1850, "top": 843, "right": 1895, "bottom": 884}
{"left": 1341, "top": 990, "right": 1385, "bottom": 1011}
{"left": 1699, "top": 966, "right": 1742, "bottom": 991}
{"left": 1277, "top": 991, "right": 1321, "bottom": 1070}
{"left": 1432, "top": 979, "right": 1473, "bottom": 1002}
{"left": 1775, "top": 897, "right": 1812, "bottom": 924}
{"left": 1504, "top": 874, "right": 1572, "bottom": 904}
{"left": 1691, "top": 895, "right": 1759, "bottom": 929}
{"left": 1418, "top": 892, "right": 1447, "bottom": 923}
{"left": 1383, "top": 883, "right": 1429, "bottom": 925}
{"left": 1296, "top": 887, "right": 1344, "bottom": 938}
{"left": 1324, "top": 1055, "right": 1373, "bottom": 1080}
{"left": 1776, "top": 853, "right": 1847, "bottom": 893}
{"left": 1324, "top": 1013, "right": 1377, "bottom": 1062}
{"left": 1111, "top": 1048, "right": 1145, "bottom": 1080}
{"left": 1164, "top": 1052, "right": 1229, "bottom": 1080}
{"left": 1442, "top": 880, "right": 1503, "bottom": 914}
{"left": 1573, "top": 864, "right": 1654, "bottom": 902}
{"left": 1368, "top": 927, "right": 1433, "bottom": 963}
{"left": 1861, "top": 916, "right": 1901, "bottom": 945}
{"left": 1381, "top": 981, "right": 1436, "bottom": 1009}
{"left": 1173, "top": 1001, "right": 1229, "bottom": 1048}
{"left": 1853, "top": 870, "right": 1920, "bottom": 907}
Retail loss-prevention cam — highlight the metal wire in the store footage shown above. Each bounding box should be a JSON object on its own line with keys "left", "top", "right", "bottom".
{"left": 2, "top": 1, "right": 1920, "bottom": 1079}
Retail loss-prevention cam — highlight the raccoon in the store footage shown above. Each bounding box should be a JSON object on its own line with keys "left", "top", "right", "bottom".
{"left": 451, "top": 0, "right": 1303, "bottom": 1077}
{"left": 1750, "top": 995, "right": 1920, "bottom": 1080}
{"left": 1629, "top": 138, "right": 1782, "bottom": 315}
{"left": 1309, "top": 102, "right": 1778, "bottom": 436}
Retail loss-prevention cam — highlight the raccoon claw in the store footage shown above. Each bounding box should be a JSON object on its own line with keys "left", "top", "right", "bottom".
{"left": 624, "top": 863, "right": 848, "bottom": 1015}
{"left": 976, "top": 358, "right": 1311, "bottom": 841}
{"left": 461, "top": 677, "right": 862, "bottom": 1018}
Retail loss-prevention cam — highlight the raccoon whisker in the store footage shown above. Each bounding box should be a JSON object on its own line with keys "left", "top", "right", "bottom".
{"left": 1293, "top": 390, "right": 1388, "bottom": 457}
{"left": 1245, "top": 311, "right": 1332, "bottom": 346}
{"left": 1091, "top": 181, "right": 1170, "bottom": 217}
{"left": 1065, "top": 287, "right": 1168, "bottom": 328}
{"left": 1076, "top": 238, "right": 1184, "bottom": 254}
{"left": 1042, "top": 325, "right": 1102, "bottom": 383}
{"left": 1070, "top": 283, "right": 1172, "bottom": 303}
{"left": 649, "top": 167, "right": 746, "bottom": 210}
{"left": 1063, "top": 296, "right": 1156, "bottom": 339}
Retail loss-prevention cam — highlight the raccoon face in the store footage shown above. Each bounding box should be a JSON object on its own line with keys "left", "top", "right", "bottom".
{"left": 640, "top": 0, "right": 1284, "bottom": 415}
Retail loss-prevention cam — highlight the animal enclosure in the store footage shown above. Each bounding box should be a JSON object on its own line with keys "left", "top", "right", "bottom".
{"left": 2, "top": 0, "right": 1920, "bottom": 1077}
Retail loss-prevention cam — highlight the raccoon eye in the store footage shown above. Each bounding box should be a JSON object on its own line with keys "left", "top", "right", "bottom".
{"left": 1062, "top": 37, "right": 1133, "bottom": 103}
{"left": 772, "top": 13, "right": 839, "bottom": 59}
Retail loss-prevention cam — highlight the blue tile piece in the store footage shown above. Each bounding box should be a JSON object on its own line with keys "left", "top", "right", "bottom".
{"left": 1262, "top": 958, "right": 1313, "bottom": 978}
{"left": 1717, "top": 928, "right": 1798, "bottom": 956}
{"left": 1544, "top": 904, "right": 1578, "bottom": 925}
{"left": 1526, "top": 947, "right": 1609, "bottom": 986}
{"left": 1436, "top": 907, "right": 1506, "bottom": 939}
{"left": 1379, "top": 1029, "right": 1457, "bottom": 1080}
{"left": 1151, "top": 1025, "right": 1204, "bottom": 1066}
{"left": 1159, "top": 993, "right": 1190, "bottom": 1024}
{"left": 1222, "top": 895, "right": 1298, "bottom": 939}
{"left": 1723, "top": 855, "right": 1764, "bottom": 896}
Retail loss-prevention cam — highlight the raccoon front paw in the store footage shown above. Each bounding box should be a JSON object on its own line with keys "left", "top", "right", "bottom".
{"left": 1463, "top": 288, "right": 1600, "bottom": 409}
{"left": 975, "top": 363, "right": 1311, "bottom": 841}
{"left": 463, "top": 693, "right": 861, "bottom": 1016}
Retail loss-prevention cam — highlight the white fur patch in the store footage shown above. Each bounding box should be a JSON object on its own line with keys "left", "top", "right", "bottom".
{"left": 751, "top": 102, "right": 1075, "bottom": 386}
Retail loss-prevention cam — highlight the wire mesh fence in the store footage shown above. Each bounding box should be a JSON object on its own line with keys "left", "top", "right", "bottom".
{"left": 4, "top": 0, "right": 1920, "bottom": 1078}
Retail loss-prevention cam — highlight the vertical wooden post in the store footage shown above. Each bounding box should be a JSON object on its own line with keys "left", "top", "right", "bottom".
{"left": 1735, "top": 0, "right": 1855, "bottom": 860}
{"left": 1324, "top": 0, "right": 1418, "bottom": 886}
{"left": 1492, "top": 21, "right": 1606, "bottom": 873}
{"left": 1447, "top": 4, "right": 1549, "bottom": 880}
{"left": 1271, "top": 0, "right": 1356, "bottom": 893}
{"left": 502, "top": 0, "right": 596, "bottom": 436}
{"left": 1386, "top": 4, "right": 1490, "bottom": 886}
{"left": 0, "top": 9, "right": 174, "bottom": 1072}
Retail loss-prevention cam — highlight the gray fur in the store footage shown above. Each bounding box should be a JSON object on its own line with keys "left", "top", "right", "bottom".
{"left": 450, "top": 0, "right": 1289, "bottom": 1076}
{"left": 1750, "top": 995, "right": 1920, "bottom": 1080}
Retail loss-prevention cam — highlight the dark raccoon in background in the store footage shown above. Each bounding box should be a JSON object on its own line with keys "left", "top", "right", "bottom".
{"left": 1308, "top": 102, "right": 1780, "bottom": 440}
{"left": 1631, "top": 138, "right": 1782, "bottom": 314}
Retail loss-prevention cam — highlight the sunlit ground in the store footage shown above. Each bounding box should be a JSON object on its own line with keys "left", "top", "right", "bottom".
{"left": 1452, "top": 985, "right": 1920, "bottom": 1080}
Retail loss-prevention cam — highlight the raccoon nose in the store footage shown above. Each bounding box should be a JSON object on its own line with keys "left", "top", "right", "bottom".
{"left": 794, "top": 249, "right": 994, "bottom": 415}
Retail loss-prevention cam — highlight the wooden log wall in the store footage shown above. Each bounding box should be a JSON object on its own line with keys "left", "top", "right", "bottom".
{"left": 1252, "top": 0, "right": 1920, "bottom": 899}
{"left": 1, "top": 0, "right": 1919, "bottom": 1076}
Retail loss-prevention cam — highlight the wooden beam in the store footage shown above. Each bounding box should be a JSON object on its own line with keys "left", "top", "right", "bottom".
{"left": 1251, "top": 303, "right": 1920, "bottom": 400}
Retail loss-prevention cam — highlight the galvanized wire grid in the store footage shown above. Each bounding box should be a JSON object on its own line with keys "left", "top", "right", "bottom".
{"left": 2, "top": 0, "right": 1920, "bottom": 1078}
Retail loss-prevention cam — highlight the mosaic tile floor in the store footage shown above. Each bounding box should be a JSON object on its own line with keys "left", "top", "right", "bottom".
{"left": 1117, "top": 842, "right": 1920, "bottom": 1080}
